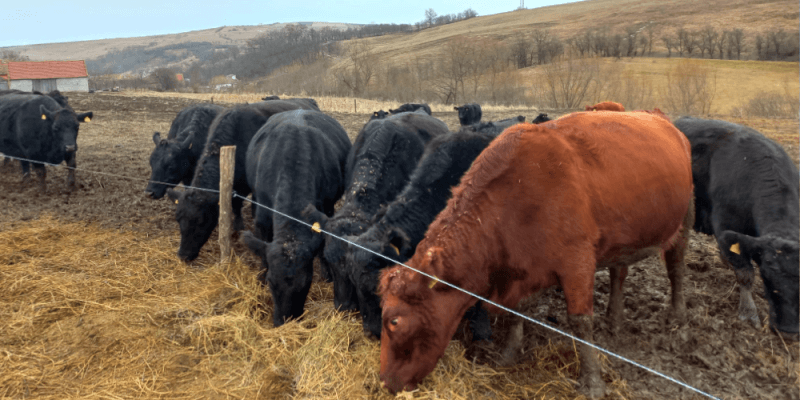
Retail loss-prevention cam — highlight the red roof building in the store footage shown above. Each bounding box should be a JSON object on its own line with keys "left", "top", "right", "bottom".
{"left": 0, "top": 60, "right": 89, "bottom": 92}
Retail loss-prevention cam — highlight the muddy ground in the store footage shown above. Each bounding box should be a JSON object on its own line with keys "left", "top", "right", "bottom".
{"left": 1, "top": 92, "right": 798, "bottom": 399}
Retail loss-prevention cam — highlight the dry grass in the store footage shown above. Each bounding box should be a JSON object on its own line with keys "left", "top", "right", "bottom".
{"left": 0, "top": 216, "right": 634, "bottom": 399}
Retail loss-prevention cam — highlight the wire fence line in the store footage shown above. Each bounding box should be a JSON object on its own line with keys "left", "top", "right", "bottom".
{"left": 1, "top": 152, "right": 722, "bottom": 400}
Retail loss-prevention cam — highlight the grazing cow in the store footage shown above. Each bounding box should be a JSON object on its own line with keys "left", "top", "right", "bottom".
{"left": 389, "top": 103, "right": 432, "bottom": 116}
{"left": 145, "top": 104, "right": 224, "bottom": 199}
{"left": 167, "top": 100, "right": 317, "bottom": 262}
{"left": 314, "top": 112, "right": 449, "bottom": 314}
{"left": 282, "top": 97, "right": 320, "bottom": 111}
{"left": 464, "top": 115, "right": 526, "bottom": 136}
{"left": 261, "top": 95, "right": 280, "bottom": 100}
{"left": 454, "top": 103, "right": 482, "bottom": 126}
{"left": 241, "top": 109, "right": 351, "bottom": 327}
{"left": 585, "top": 101, "right": 625, "bottom": 112}
{"left": 0, "top": 93, "right": 92, "bottom": 192}
{"left": 531, "top": 113, "right": 552, "bottom": 124}
{"left": 343, "top": 118, "right": 523, "bottom": 338}
{"left": 378, "top": 112, "right": 694, "bottom": 398}
{"left": 370, "top": 110, "right": 389, "bottom": 120}
{"left": 674, "top": 116, "right": 799, "bottom": 340}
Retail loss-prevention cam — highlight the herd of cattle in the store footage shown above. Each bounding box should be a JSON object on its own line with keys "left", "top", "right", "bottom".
{"left": 0, "top": 91, "right": 797, "bottom": 398}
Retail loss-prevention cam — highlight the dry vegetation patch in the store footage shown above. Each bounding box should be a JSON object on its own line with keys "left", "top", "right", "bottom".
{"left": 1, "top": 216, "right": 631, "bottom": 399}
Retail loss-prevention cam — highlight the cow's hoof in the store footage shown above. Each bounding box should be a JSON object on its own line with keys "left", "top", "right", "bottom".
{"left": 577, "top": 373, "right": 607, "bottom": 399}
{"left": 738, "top": 311, "right": 762, "bottom": 329}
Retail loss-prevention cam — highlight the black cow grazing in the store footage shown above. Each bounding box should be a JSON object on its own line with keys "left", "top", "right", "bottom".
{"left": 674, "top": 116, "right": 799, "bottom": 340}
{"left": 389, "top": 103, "right": 432, "bottom": 116}
{"left": 145, "top": 104, "right": 225, "bottom": 199}
{"left": 240, "top": 109, "right": 351, "bottom": 327}
{"left": 0, "top": 93, "right": 92, "bottom": 192}
{"left": 262, "top": 95, "right": 280, "bottom": 100}
{"left": 531, "top": 113, "right": 552, "bottom": 124}
{"left": 167, "top": 100, "right": 318, "bottom": 262}
{"left": 454, "top": 103, "right": 482, "bottom": 126}
{"left": 370, "top": 110, "right": 389, "bottom": 120}
{"left": 315, "top": 111, "right": 449, "bottom": 314}
{"left": 342, "top": 119, "right": 522, "bottom": 338}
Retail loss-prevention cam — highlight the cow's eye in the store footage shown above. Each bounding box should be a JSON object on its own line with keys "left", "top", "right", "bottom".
{"left": 391, "top": 318, "right": 398, "bottom": 326}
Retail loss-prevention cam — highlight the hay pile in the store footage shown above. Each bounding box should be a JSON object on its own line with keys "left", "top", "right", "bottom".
{"left": 1, "top": 216, "right": 632, "bottom": 399}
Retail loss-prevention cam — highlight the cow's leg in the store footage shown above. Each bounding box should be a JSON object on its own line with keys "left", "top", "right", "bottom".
{"left": 606, "top": 265, "right": 628, "bottom": 334}
{"left": 663, "top": 198, "right": 693, "bottom": 324}
{"left": 498, "top": 317, "right": 524, "bottom": 366}
{"left": 232, "top": 194, "right": 245, "bottom": 232}
{"left": 569, "top": 314, "right": 605, "bottom": 399}
{"left": 20, "top": 160, "right": 31, "bottom": 185}
{"left": 33, "top": 164, "right": 47, "bottom": 193}
{"left": 64, "top": 151, "right": 76, "bottom": 192}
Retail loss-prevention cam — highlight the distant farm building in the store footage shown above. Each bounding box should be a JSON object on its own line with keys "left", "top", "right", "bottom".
{"left": 0, "top": 60, "right": 89, "bottom": 92}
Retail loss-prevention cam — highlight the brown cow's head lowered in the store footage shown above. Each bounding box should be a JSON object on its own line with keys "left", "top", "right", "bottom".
{"left": 378, "top": 247, "right": 473, "bottom": 394}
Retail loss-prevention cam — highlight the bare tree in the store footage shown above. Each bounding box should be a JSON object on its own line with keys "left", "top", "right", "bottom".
{"left": 334, "top": 41, "right": 376, "bottom": 96}
{"left": 644, "top": 24, "right": 660, "bottom": 56}
{"left": 700, "top": 26, "right": 718, "bottom": 59}
{"left": 0, "top": 49, "right": 29, "bottom": 61}
{"left": 151, "top": 68, "right": 178, "bottom": 91}
{"left": 511, "top": 33, "right": 532, "bottom": 69}
{"left": 728, "top": 28, "right": 745, "bottom": 60}
{"left": 663, "top": 59, "right": 717, "bottom": 115}
{"left": 425, "top": 9, "right": 437, "bottom": 28}
{"left": 662, "top": 35, "right": 675, "bottom": 57}
{"left": 684, "top": 30, "right": 698, "bottom": 56}
{"left": 716, "top": 30, "right": 727, "bottom": 59}
{"left": 609, "top": 34, "right": 623, "bottom": 59}
{"left": 676, "top": 28, "right": 689, "bottom": 57}
{"left": 625, "top": 25, "right": 640, "bottom": 57}
{"left": 540, "top": 55, "right": 599, "bottom": 109}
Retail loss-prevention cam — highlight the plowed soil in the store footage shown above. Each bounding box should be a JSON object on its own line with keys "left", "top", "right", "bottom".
{"left": 1, "top": 92, "right": 797, "bottom": 399}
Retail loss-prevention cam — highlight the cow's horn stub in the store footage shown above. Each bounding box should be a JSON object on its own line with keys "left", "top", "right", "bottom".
{"left": 730, "top": 243, "right": 741, "bottom": 255}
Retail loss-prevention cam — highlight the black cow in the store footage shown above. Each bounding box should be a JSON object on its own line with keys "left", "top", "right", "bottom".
{"left": 315, "top": 111, "right": 449, "bottom": 314}
{"left": 370, "top": 110, "right": 389, "bottom": 120}
{"left": 464, "top": 115, "right": 526, "bottom": 135}
{"left": 145, "top": 104, "right": 224, "bottom": 199}
{"left": 454, "top": 103, "right": 482, "bottom": 126}
{"left": 261, "top": 95, "right": 280, "bottom": 100}
{"left": 1, "top": 90, "right": 74, "bottom": 167}
{"left": 167, "top": 100, "right": 318, "bottom": 262}
{"left": 389, "top": 103, "right": 432, "bottom": 116}
{"left": 531, "top": 113, "right": 552, "bottom": 124}
{"left": 281, "top": 97, "right": 319, "bottom": 111}
{"left": 342, "top": 118, "right": 524, "bottom": 338}
{"left": 0, "top": 93, "right": 92, "bottom": 192}
{"left": 241, "top": 109, "right": 351, "bottom": 327}
{"left": 674, "top": 116, "right": 799, "bottom": 340}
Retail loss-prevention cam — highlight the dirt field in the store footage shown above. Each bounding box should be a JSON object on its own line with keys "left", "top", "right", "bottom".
{"left": 1, "top": 92, "right": 798, "bottom": 399}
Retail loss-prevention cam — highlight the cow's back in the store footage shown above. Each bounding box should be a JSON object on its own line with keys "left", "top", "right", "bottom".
{"left": 446, "top": 112, "right": 692, "bottom": 303}
{"left": 675, "top": 116, "right": 799, "bottom": 235}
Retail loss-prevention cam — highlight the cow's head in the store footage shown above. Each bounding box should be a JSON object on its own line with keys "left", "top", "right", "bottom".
{"left": 321, "top": 213, "right": 369, "bottom": 313}
{"left": 347, "top": 227, "right": 414, "bottom": 338}
{"left": 720, "top": 231, "right": 800, "bottom": 340}
{"left": 379, "top": 246, "right": 473, "bottom": 394}
{"left": 243, "top": 204, "right": 327, "bottom": 327}
{"left": 168, "top": 188, "right": 219, "bottom": 262}
{"left": 371, "top": 110, "right": 389, "bottom": 120}
{"left": 145, "top": 131, "right": 195, "bottom": 199}
{"left": 41, "top": 105, "right": 92, "bottom": 155}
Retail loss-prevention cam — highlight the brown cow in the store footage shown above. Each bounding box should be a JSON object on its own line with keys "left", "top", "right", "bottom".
{"left": 585, "top": 101, "right": 625, "bottom": 111}
{"left": 378, "top": 111, "right": 694, "bottom": 398}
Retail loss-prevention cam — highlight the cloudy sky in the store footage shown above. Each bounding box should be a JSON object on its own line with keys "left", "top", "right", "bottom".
{"left": 2, "top": 0, "right": 579, "bottom": 47}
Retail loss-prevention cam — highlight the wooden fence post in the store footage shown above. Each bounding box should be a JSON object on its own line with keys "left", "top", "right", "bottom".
{"left": 219, "top": 145, "right": 236, "bottom": 263}
{"left": 354, "top": 99, "right": 357, "bottom": 113}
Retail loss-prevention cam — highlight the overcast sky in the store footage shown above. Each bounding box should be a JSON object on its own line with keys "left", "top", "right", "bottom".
{"left": 2, "top": 0, "right": 580, "bottom": 48}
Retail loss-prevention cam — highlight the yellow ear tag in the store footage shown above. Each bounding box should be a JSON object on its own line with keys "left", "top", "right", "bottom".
{"left": 311, "top": 222, "right": 321, "bottom": 233}
{"left": 41, "top": 114, "right": 47, "bottom": 120}
{"left": 174, "top": 200, "right": 179, "bottom": 205}
{"left": 188, "top": 142, "right": 192, "bottom": 149}
{"left": 84, "top": 116, "right": 91, "bottom": 122}
{"left": 428, "top": 276, "right": 439, "bottom": 289}
{"left": 730, "top": 243, "right": 741, "bottom": 255}
{"left": 390, "top": 244, "right": 400, "bottom": 255}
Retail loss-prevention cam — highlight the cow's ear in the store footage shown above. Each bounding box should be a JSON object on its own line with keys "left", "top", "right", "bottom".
{"left": 719, "top": 230, "right": 761, "bottom": 259}
{"left": 166, "top": 188, "right": 182, "bottom": 203}
{"left": 453, "top": 107, "right": 459, "bottom": 111}
{"left": 386, "top": 228, "right": 412, "bottom": 259}
{"left": 153, "top": 132, "right": 162, "bottom": 145}
{"left": 302, "top": 203, "right": 328, "bottom": 231}
{"left": 241, "top": 231, "right": 268, "bottom": 265}
{"left": 180, "top": 131, "right": 195, "bottom": 150}
{"left": 39, "top": 105, "right": 55, "bottom": 121}
{"left": 77, "top": 112, "right": 93, "bottom": 123}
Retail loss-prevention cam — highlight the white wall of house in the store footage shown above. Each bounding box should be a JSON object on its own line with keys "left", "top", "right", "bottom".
{"left": 9, "top": 79, "right": 33, "bottom": 91}
{"left": 57, "top": 77, "right": 89, "bottom": 92}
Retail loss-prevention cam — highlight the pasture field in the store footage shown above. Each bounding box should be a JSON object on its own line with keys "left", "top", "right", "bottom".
{"left": 0, "top": 92, "right": 798, "bottom": 399}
